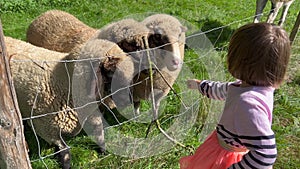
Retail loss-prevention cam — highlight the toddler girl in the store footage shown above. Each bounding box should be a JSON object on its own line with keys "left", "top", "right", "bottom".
{"left": 180, "top": 22, "right": 291, "bottom": 169}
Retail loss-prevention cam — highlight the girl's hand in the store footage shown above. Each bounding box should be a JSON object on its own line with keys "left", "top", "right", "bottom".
{"left": 186, "top": 79, "right": 201, "bottom": 89}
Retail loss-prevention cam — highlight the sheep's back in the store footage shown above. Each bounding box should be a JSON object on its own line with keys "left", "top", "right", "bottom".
{"left": 26, "top": 10, "right": 97, "bottom": 53}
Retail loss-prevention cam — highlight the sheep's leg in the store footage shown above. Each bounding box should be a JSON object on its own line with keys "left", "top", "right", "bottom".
{"left": 55, "top": 144, "right": 71, "bottom": 169}
{"left": 83, "top": 112, "right": 105, "bottom": 153}
{"left": 153, "top": 90, "right": 165, "bottom": 120}
{"left": 254, "top": 0, "right": 268, "bottom": 23}
{"left": 30, "top": 120, "right": 71, "bottom": 169}
{"left": 133, "top": 101, "right": 141, "bottom": 115}
{"left": 267, "top": 1, "right": 283, "bottom": 23}
{"left": 278, "top": 1, "right": 294, "bottom": 27}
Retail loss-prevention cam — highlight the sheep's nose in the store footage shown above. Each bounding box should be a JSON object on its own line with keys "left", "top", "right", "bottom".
{"left": 173, "top": 59, "right": 180, "bottom": 65}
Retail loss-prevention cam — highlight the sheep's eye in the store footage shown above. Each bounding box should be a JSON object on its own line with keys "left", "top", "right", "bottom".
{"left": 154, "top": 34, "right": 161, "bottom": 40}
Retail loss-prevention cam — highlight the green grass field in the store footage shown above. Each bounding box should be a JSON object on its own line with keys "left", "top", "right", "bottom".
{"left": 1, "top": 0, "right": 299, "bottom": 168}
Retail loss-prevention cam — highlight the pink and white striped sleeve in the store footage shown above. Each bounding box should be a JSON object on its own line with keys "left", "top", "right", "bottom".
{"left": 198, "top": 80, "right": 233, "bottom": 100}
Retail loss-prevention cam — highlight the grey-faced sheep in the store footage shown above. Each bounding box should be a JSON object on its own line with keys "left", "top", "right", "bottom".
{"left": 26, "top": 10, "right": 97, "bottom": 53}
{"left": 92, "top": 18, "right": 151, "bottom": 109}
{"left": 253, "top": 0, "right": 295, "bottom": 26}
{"left": 6, "top": 36, "right": 128, "bottom": 169}
{"left": 73, "top": 37, "right": 136, "bottom": 118}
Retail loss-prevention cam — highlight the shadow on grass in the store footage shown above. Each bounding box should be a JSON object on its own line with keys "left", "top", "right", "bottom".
{"left": 194, "top": 19, "right": 236, "bottom": 49}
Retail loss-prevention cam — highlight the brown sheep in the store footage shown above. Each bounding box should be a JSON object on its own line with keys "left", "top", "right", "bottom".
{"left": 6, "top": 36, "right": 129, "bottom": 169}
{"left": 26, "top": 10, "right": 97, "bottom": 53}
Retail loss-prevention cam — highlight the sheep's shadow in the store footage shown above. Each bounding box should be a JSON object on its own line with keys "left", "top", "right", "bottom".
{"left": 193, "top": 19, "right": 236, "bottom": 49}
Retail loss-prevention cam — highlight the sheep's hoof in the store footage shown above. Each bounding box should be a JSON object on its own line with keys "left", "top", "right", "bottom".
{"left": 55, "top": 146, "right": 71, "bottom": 169}
{"left": 95, "top": 146, "right": 108, "bottom": 155}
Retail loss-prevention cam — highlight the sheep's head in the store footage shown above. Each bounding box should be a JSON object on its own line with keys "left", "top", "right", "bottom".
{"left": 77, "top": 39, "right": 130, "bottom": 105}
{"left": 142, "top": 14, "right": 187, "bottom": 71}
{"left": 97, "top": 19, "right": 150, "bottom": 53}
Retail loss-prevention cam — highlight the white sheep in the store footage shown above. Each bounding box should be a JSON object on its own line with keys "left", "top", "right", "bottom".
{"left": 253, "top": 0, "right": 295, "bottom": 26}
{"left": 26, "top": 10, "right": 97, "bottom": 53}
{"left": 93, "top": 15, "right": 187, "bottom": 119}
{"left": 6, "top": 36, "right": 128, "bottom": 169}
{"left": 131, "top": 14, "right": 187, "bottom": 118}
{"left": 106, "top": 14, "right": 187, "bottom": 147}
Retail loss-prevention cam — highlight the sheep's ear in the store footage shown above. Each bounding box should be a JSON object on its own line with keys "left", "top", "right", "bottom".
{"left": 181, "top": 26, "right": 188, "bottom": 33}
{"left": 147, "top": 24, "right": 156, "bottom": 31}
{"left": 102, "top": 56, "right": 123, "bottom": 71}
{"left": 153, "top": 26, "right": 164, "bottom": 35}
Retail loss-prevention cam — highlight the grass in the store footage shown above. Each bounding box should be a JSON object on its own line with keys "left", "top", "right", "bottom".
{"left": 1, "top": 0, "right": 300, "bottom": 168}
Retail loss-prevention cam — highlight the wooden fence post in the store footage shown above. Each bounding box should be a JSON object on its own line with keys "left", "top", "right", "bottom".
{"left": 0, "top": 20, "right": 32, "bottom": 169}
{"left": 290, "top": 11, "right": 300, "bottom": 45}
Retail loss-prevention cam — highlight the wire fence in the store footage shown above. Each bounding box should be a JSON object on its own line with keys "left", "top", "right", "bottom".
{"left": 7, "top": 9, "right": 300, "bottom": 169}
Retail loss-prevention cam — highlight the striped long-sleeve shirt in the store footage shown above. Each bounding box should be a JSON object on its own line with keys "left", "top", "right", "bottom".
{"left": 198, "top": 80, "right": 277, "bottom": 169}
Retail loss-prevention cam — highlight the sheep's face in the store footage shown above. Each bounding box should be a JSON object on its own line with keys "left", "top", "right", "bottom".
{"left": 162, "top": 38, "right": 183, "bottom": 71}
{"left": 148, "top": 28, "right": 185, "bottom": 71}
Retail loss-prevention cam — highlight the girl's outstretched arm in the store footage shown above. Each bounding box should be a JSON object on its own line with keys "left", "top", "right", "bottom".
{"left": 187, "top": 79, "right": 233, "bottom": 100}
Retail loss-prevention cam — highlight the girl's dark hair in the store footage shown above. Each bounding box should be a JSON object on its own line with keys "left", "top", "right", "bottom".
{"left": 227, "top": 23, "right": 291, "bottom": 87}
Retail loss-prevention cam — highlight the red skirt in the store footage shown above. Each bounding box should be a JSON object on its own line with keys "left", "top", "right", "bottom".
{"left": 179, "top": 130, "right": 248, "bottom": 169}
